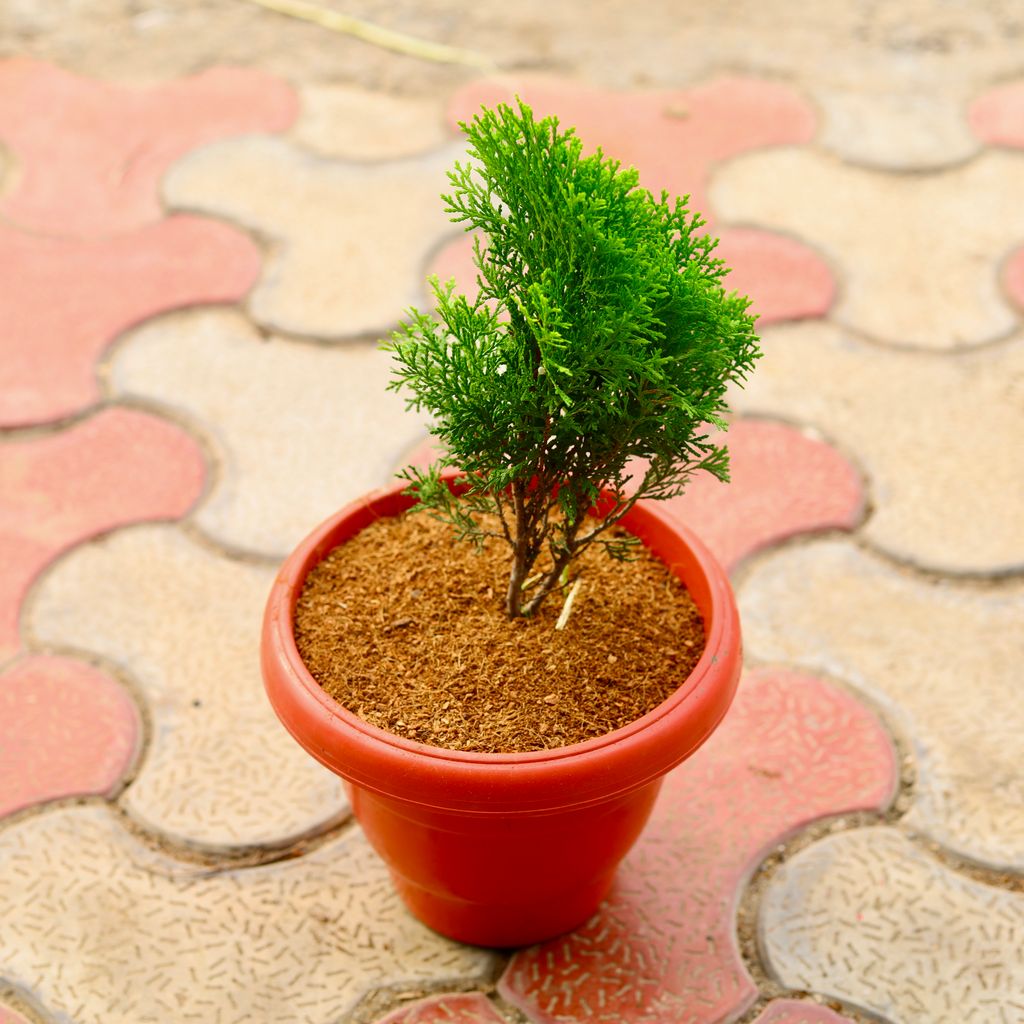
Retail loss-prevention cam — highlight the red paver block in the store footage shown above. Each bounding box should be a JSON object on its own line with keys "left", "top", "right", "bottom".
{"left": 753, "top": 1000, "right": 855, "bottom": 1024}
{"left": 1004, "top": 245, "right": 1024, "bottom": 312}
{"left": 373, "top": 994, "right": 507, "bottom": 1024}
{"left": 500, "top": 669, "right": 898, "bottom": 1024}
{"left": 968, "top": 79, "right": 1024, "bottom": 147}
{"left": 0, "top": 655, "right": 140, "bottom": 818}
{"left": 0, "top": 215, "right": 260, "bottom": 427}
{"left": 396, "top": 418, "right": 863, "bottom": 573}
{"left": 445, "top": 75, "right": 833, "bottom": 325}
{"left": 0, "top": 407, "right": 205, "bottom": 662}
{"left": 0, "top": 58, "right": 297, "bottom": 236}
{"left": 658, "top": 418, "right": 863, "bottom": 571}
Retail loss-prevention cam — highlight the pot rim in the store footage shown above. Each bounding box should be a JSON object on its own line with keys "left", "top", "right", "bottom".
{"left": 262, "top": 474, "right": 742, "bottom": 811}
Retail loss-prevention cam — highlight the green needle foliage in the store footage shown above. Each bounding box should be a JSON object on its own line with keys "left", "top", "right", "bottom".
{"left": 384, "top": 100, "right": 760, "bottom": 620}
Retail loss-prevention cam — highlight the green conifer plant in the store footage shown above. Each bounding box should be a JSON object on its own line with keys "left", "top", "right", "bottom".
{"left": 385, "top": 100, "right": 760, "bottom": 620}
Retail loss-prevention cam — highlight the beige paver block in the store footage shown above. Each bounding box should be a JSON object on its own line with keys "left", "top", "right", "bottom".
{"left": 28, "top": 525, "right": 347, "bottom": 852}
{"left": 711, "top": 148, "right": 1024, "bottom": 349}
{"left": 816, "top": 86, "right": 980, "bottom": 169}
{"left": 111, "top": 309, "right": 426, "bottom": 557}
{"left": 761, "top": 827, "right": 1024, "bottom": 1022}
{"left": 0, "top": 805, "right": 496, "bottom": 1024}
{"left": 739, "top": 538, "right": 1024, "bottom": 870}
{"left": 163, "top": 136, "right": 466, "bottom": 339}
{"left": 293, "top": 84, "right": 448, "bottom": 160}
{"left": 729, "top": 322, "right": 1024, "bottom": 574}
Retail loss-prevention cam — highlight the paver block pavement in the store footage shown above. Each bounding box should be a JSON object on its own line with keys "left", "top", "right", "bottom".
{"left": 761, "top": 827, "right": 1024, "bottom": 1023}
{"left": 0, "top": 216, "right": 261, "bottom": 427}
{"left": 397, "top": 417, "right": 864, "bottom": 574}
{"left": 500, "top": 668, "right": 897, "bottom": 1024}
{"left": 163, "top": 136, "right": 466, "bottom": 339}
{"left": 815, "top": 84, "right": 979, "bottom": 170}
{"left": 372, "top": 993, "right": 507, "bottom": 1024}
{"left": 751, "top": 1001, "right": 855, "bottom": 1024}
{"left": 445, "top": 74, "right": 834, "bottom": 326}
{"left": 29, "top": 525, "right": 347, "bottom": 853}
{"left": 969, "top": 78, "right": 1024, "bottom": 147}
{"left": 730, "top": 322, "right": 1024, "bottom": 575}
{"left": 0, "top": 406, "right": 205, "bottom": 663}
{"left": 112, "top": 309, "right": 427, "bottom": 558}
{"left": 0, "top": 58, "right": 297, "bottom": 236}
{"left": 293, "top": 84, "right": 448, "bottom": 161}
{"left": 0, "top": 655, "right": 139, "bottom": 819}
{"left": 739, "top": 537, "right": 1024, "bottom": 871}
{"left": 0, "top": 1004, "right": 30, "bottom": 1024}
{"left": 0, "top": 805, "right": 497, "bottom": 1024}
{"left": 1006, "top": 246, "right": 1024, "bottom": 312}
{"left": 711, "top": 148, "right": 1024, "bottom": 349}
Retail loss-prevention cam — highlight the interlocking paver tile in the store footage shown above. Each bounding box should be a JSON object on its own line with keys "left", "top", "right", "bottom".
{"left": 655, "top": 419, "right": 863, "bottom": 571}
{"left": 446, "top": 74, "right": 833, "bottom": 326}
{"left": 0, "top": 1004, "right": 31, "bottom": 1024}
{"left": 0, "top": 58, "right": 297, "bottom": 236}
{"left": 729, "top": 322, "right": 1024, "bottom": 574}
{"left": 0, "top": 655, "right": 139, "bottom": 818}
{"left": 397, "top": 417, "right": 864, "bottom": 573}
{"left": 740, "top": 538, "right": 1024, "bottom": 870}
{"left": 0, "top": 217, "right": 260, "bottom": 427}
{"left": 293, "top": 84, "right": 447, "bottom": 160}
{"left": 711, "top": 148, "right": 1024, "bottom": 349}
{"left": 500, "top": 669, "right": 896, "bottom": 1024}
{"left": 0, "top": 407, "right": 204, "bottom": 663}
{"left": 0, "top": 805, "right": 497, "bottom": 1024}
{"left": 29, "top": 525, "right": 347, "bottom": 852}
{"left": 816, "top": 85, "right": 979, "bottom": 169}
{"left": 111, "top": 309, "right": 427, "bottom": 557}
{"left": 761, "top": 827, "right": 1024, "bottom": 1022}
{"left": 1006, "top": 246, "right": 1024, "bottom": 312}
{"left": 374, "top": 993, "right": 507, "bottom": 1024}
{"left": 751, "top": 1001, "right": 854, "bottom": 1024}
{"left": 969, "top": 78, "right": 1024, "bottom": 147}
{"left": 163, "top": 136, "right": 466, "bottom": 339}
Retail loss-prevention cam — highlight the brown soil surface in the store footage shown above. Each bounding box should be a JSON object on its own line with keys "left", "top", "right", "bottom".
{"left": 294, "top": 510, "right": 705, "bottom": 753}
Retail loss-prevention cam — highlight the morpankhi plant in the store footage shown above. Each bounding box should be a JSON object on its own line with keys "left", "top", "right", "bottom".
{"left": 386, "top": 100, "right": 760, "bottom": 619}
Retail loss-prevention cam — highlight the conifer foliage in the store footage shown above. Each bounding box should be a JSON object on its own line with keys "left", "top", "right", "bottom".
{"left": 385, "top": 101, "right": 760, "bottom": 619}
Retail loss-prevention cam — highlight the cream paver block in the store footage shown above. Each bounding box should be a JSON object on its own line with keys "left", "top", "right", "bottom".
{"left": 761, "top": 827, "right": 1024, "bottom": 1022}
{"left": 163, "top": 136, "right": 467, "bottom": 339}
{"left": 111, "top": 309, "right": 428, "bottom": 558}
{"left": 0, "top": 805, "right": 497, "bottom": 1024}
{"left": 710, "top": 148, "right": 1024, "bottom": 349}
{"left": 739, "top": 538, "right": 1024, "bottom": 870}
{"left": 28, "top": 525, "right": 347, "bottom": 852}
{"left": 293, "top": 84, "right": 449, "bottom": 160}
{"left": 815, "top": 85, "right": 980, "bottom": 169}
{"left": 729, "top": 321, "right": 1024, "bottom": 574}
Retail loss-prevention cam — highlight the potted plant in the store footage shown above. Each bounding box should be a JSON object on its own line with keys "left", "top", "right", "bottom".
{"left": 261, "top": 101, "right": 759, "bottom": 947}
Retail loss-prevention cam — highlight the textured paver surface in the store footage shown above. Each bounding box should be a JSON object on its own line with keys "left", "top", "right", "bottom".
{"left": 739, "top": 538, "right": 1024, "bottom": 871}
{"left": 0, "top": 407, "right": 205, "bottom": 661}
{"left": 163, "top": 136, "right": 466, "bottom": 339}
{"left": 0, "top": 58, "right": 297, "bottom": 235}
{"left": 0, "top": 216, "right": 260, "bottom": 427}
{"left": 500, "top": 669, "right": 896, "bottom": 1024}
{"left": 730, "top": 322, "right": 1024, "bottom": 574}
{"left": 111, "top": 309, "right": 427, "bottom": 557}
{"left": 29, "top": 525, "right": 348, "bottom": 852}
{"left": 3, "top": 9, "right": 1023, "bottom": 1023}
{"left": 762, "top": 828, "right": 1024, "bottom": 1023}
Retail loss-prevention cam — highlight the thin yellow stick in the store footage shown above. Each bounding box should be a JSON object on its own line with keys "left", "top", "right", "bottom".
{"left": 243, "top": 0, "right": 498, "bottom": 71}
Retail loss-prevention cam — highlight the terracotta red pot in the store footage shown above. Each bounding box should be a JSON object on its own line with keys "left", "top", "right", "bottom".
{"left": 261, "top": 476, "right": 742, "bottom": 947}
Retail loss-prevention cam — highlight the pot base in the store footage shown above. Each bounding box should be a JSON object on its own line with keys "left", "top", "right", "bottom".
{"left": 391, "top": 868, "right": 613, "bottom": 948}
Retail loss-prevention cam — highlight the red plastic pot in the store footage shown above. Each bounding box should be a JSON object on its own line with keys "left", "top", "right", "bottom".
{"left": 261, "top": 476, "right": 742, "bottom": 947}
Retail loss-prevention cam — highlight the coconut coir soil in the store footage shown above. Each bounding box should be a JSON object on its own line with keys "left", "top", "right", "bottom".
{"left": 293, "top": 511, "right": 706, "bottom": 754}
